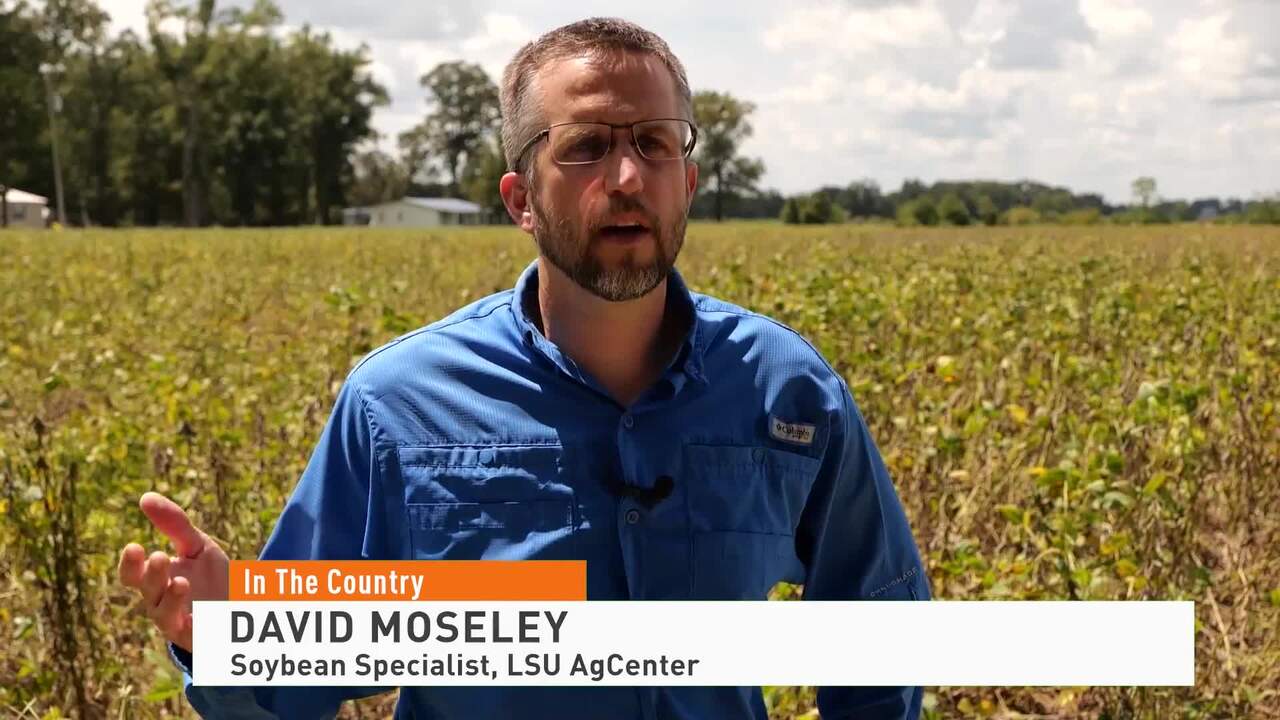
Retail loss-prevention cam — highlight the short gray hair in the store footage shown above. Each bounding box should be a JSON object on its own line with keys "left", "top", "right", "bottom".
{"left": 500, "top": 17, "right": 693, "bottom": 173}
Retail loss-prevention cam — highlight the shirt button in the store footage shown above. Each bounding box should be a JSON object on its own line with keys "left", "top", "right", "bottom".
{"left": 624, "top": 509, "right": 641, "bottom": 525}
{"left": 622, "top": 414, "right": 634, "bottom": 429}
{"left": 752, "top": 448, "right": 765, "bottom": 463}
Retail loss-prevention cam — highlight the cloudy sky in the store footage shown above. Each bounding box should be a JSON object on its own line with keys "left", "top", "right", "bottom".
{"left": 100, "top": 0, "right": 1280, "bottom": 204}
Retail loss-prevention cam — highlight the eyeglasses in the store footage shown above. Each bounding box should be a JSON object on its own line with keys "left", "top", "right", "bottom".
{"left": 512, "top": 119, "right": 697, "bottom": 171}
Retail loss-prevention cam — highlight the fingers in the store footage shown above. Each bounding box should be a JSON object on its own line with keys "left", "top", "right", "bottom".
{"left": 140, "top": 551, "right": 171, "bottom": 609}
{"left": 139, "top": 492, "right": 206, "bottom": 559}
{"left": 152, "top": 575, "right": 191, "bottom": 641}
{"left": 118, "top": 543, "right": 147, "bottom": 588}
{"left": 127, "top": 494, "right": 216, "bottom": 652}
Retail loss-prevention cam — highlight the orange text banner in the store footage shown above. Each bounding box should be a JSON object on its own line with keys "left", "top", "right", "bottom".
{"left": 229, "top": 560, "right": 586, "bottom": 601}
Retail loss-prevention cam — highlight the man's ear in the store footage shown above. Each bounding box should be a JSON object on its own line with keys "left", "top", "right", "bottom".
{"left": 499, "top": 171, "right": 536, "bottom": 234}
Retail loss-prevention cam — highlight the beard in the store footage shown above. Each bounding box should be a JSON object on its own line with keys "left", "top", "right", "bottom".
{"left": 531, "top": 192, "right": 686, "bottom": 302}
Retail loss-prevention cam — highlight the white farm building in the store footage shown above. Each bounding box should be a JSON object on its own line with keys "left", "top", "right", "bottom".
{"left": 344, "top": 197, "right": 486, "bottom": 227}
{"left": 2, "top": 187, "right": 50, "bottom": 229}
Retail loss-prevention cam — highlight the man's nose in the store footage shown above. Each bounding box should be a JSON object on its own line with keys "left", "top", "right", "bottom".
{"left": 602, "top": 131, "right": 644, "bottom": 195}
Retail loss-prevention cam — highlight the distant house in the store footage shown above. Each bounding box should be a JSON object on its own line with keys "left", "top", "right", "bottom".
{"left": 1195, "top": 206, "right": 1219, "bottom": 222}
{"left": 2, "top": 187, "right": 50, "bottom": 229}
{"left": 343, "top": 197, "right": 486, "bottom": 227}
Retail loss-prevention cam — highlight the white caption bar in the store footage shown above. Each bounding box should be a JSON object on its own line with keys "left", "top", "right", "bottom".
{"left": 192, "top": 601, "right": 1194, "bottom": 686}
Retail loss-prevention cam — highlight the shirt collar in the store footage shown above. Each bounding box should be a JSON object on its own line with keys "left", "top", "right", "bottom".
{"left": 509, "top": 259, "right": 707, "bottom": 394}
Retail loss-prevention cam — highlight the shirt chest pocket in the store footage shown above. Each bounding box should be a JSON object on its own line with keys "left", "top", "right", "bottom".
{"left": 683, "top": 444, "right": 820, "bottom": 600}
{"left": 398, "top": 445, "right": 577, "bottom": 561}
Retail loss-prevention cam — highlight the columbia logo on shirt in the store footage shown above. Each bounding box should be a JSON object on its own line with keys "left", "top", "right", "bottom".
{"left": 769, "top": 415, "right": 816, "bottom": 446}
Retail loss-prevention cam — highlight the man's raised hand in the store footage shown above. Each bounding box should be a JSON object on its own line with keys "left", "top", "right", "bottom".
{"left": 118, "top": 492, "right": 229, "bottom": 653}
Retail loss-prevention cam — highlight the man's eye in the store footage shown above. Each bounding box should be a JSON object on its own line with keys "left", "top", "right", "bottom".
{"left": 558, "top": 135, "right": 608, "bottom": 162}
{"left": 637, "top": 134, "right": 675, "bottom": 156}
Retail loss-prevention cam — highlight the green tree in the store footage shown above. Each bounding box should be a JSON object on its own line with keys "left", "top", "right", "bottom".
{"left": 1001, "top": 206, "right": 1041, "bottom": 225}
{"left": 397, "top": 123, "right": 433, "bottom": 187}
{"left": 114, "top": 34, "right": 182, "bottom": 225}
{"left": 1132, "top": 176, "right": 1157, "bottom": 208}
{"left": 897, "top": 197, "right": 938, "bottom": 226}
{"left": 36, "top": 0, "right": 108, "bottom": 60}
{"left": 898, "top": 178, "right": 927, "bottom": 202}
{"left": 938, "top": 192, "right": 971, "bottom": 226}
{"left": 147, "top": 0, "right": 217, "bottom": 226}
{"left": 348, "top": 150, "right": 409, "bottom": 207}
{"left": 1162, "top": 200, "right": 1192, "bottom": 222}
{"left": 1061, "top": 208, "right": 1101, "bottom": 225}
{"left": 400, "top": 61, "right": 499, "bottom": 196}
{"left": 0, "top": 0, "right": 50, "bottom": 225}
{"left": 4, "top": 0, "right": 386, "bottom": 228}
{"left": 283, "top": 25, "right": 387, "bottom": 223}
{"left": 800, "top": 191, "right": 845, "bottom": 224}
{"left": 461, "top": 133, "right": 507, "bottom": 221}
{"left": 841, "top": 179, "right": 889, "bottom": 218}
{"left": 33, "top": 0, "right": 122, "bottom": 226}
{"left": 781, "top": 194, "right": 845, "bottom": 224}
{"left": 1031, "top": 188, "right": 1074, "bottom": 218}
{"left": 692, "top": 90, "right": 764, "bottom": 222}
{"left": 1244, "top": 195, "right": 1280, "bottom": 224}
{"left": 13, "top": 0, "right": 112, "bottom": 226}
{"left": 60, "top": 33, "right": 140, "bottom": 226}
{"left": 206, "top": 2, "right": 292, "bottom": 225}
{"left": 975, "top": 194, "right": 999, "bottom": 225}
{"left": 780, "top": 197, "right": 800, "bottom": 224}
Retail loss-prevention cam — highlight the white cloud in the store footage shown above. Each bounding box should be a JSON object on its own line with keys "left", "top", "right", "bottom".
{"left": 1168, "top": 12, "right": 1251, "bottom": 101}
{"left": 461, "top": 13, "right": 532, "bottom": 55}
{"left": 459, "top": 13, "right": 534, "bottom": 82}
{"left": 1167, "top": 9, "right": 1280, "bottom": 107}
{"left": 956, "top": 0, "right": 1017, "bottom": 47}
{"left": 1079, "top": 0, "right": 1153, "bottom": 38}
{"left": 98, "top": 0, "right": 148, "bottom": 36}
{"left": 367, "top": 59, "right": 398, "bottom": 97}
{"left": 763, "top": 0, "right": 951, "bottom": 56}
{"left": 1068, "top": 92, "right": 1101, "bottom": 120}
{"left": 861, "top": 60, "right": 1022, "bottom": 115}
{"left": 395, "top": 42, "right": 453, "bottom": 82}
{"left": 765, "top": 72, "right": 841, "bottom": 105}
{"left": 1264, "top": 105, "right": 1280, "bottom": 132}
{"left": 371, "top": 13, "right": 532, "bottom": 149}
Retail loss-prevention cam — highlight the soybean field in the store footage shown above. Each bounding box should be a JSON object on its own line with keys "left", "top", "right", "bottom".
{"left": 1, "top": 224, "right": 1277, "bottom": 719}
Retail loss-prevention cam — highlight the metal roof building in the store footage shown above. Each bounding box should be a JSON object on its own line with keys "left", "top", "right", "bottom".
{"left": 2, "top": 187, "right": 50, "bottom": 229}
{"left": 343, "top": 197, "right": 487, "bottom": 227}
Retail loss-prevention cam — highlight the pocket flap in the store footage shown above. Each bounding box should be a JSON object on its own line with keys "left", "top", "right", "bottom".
{"left": 683, "top": 444, "right": 820, "bottom": 535}
{"left": 684, "top": 444, "right": 821, "bottom": 477}
{"left": 398, "top": 445, "right": 570, "bottom": 504}
{"left": 409, "top": 500, "right": 574, "bottom": 533}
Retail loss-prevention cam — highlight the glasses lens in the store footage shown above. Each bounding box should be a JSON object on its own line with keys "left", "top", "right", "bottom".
{"left": 633, "top": 120, "right": 692, "bottom": 160}
{"left": 546, "top": 121, "right": 694, "bottom": 165}
{"left": 549, "top": 123, "right": 612, "bottom": 164}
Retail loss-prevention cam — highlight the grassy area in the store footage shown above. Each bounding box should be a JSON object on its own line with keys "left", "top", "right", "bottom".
{"left": 2, "top": 223, "right": 1278, "bottom": 718}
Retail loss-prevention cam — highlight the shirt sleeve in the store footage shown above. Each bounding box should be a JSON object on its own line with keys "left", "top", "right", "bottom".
{"left": 175, "top": 379, "right": 395, "bottom": 719}
{"left": 796, "top": 381, "right": 931, "bottom": 720}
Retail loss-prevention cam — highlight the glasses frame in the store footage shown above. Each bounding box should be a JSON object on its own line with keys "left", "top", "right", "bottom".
{"left": 511, "top": 118, "right": 698, "bottom": 172}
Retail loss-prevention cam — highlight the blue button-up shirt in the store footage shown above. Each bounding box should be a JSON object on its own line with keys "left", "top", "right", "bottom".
{"left": 178, "top": 259, "right": 930, "bottom": 719}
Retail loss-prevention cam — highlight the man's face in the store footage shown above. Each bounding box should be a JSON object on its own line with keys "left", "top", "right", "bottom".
{"left": 518, "top": 53, "right": 698, "bottom": 302}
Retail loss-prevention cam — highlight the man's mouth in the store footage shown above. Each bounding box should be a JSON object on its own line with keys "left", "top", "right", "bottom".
{"left": 596, "top": 222, "right": 651, "bottom": 241}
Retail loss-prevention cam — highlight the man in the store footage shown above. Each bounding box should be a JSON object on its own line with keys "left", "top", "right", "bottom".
{"left": 118, "top": 17, "right": 930, "bottom": 720}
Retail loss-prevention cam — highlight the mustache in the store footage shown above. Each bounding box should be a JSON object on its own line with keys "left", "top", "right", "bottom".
{"left": 586, "top": 197, "right": 658, "bottom": 234}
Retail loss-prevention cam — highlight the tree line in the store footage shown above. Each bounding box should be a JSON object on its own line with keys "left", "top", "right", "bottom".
{"left": 3, "top": 0, "right": 1274, "bottom": 228}
{"left": 0, "top": 0, "right": 772, "bottom": 227}
{"left": 1, "top": 0, "right": 394, "bottom": 227}
{"left": 774, "top": 176, "right": 1280, "bottom": 226}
